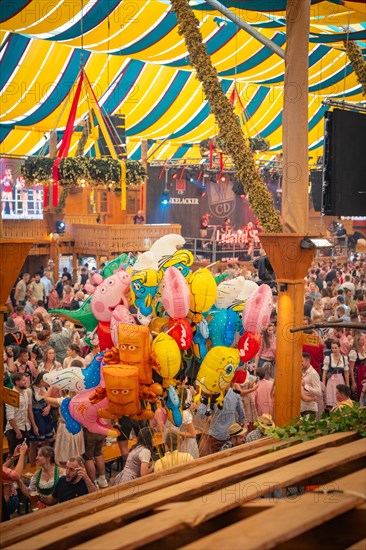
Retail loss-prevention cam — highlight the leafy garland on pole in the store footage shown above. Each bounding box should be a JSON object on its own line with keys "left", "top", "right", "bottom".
{"left": 21, "top": 157, "right": 147, "bottom": 188}
{"left": 170, "top": 0, "right": 282, "bottom": 233}
{"left": 344, "top": 39, "right": 366, "bottom": 97}
{"left": 200, "top": 136, "right": 270, "bottom": 156}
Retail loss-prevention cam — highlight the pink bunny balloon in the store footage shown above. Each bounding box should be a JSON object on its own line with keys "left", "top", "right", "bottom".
{"left": 242, "top": 284, "right": 273, "bottom": 335}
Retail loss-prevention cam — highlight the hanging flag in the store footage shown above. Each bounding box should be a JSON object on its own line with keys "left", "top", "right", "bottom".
{"left": 43, "top": 185, "right": 49, "bottom": 208}
{"left": 120, "top": 160, "right": 126, "bottom": 211}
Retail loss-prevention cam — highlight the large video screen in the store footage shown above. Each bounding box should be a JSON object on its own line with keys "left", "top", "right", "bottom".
{"left": 1, "top": 157, "right": 43, "bottom": 220}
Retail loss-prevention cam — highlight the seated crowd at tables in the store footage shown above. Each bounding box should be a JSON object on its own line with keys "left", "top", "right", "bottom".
{"left": 2, "top": 257, "right": 366, "bottom": 519}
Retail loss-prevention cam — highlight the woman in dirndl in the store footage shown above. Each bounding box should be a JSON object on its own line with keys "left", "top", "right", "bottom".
{"left": 322, "top": 340, "right": 350, "bottom": 410}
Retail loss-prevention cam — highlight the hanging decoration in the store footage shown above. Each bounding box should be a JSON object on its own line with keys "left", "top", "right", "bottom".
{"left": 21, "top": 157, "right": 146, "bottom": 189}
{"left": 344, "top": 39, "right": 366, "bottom": 97}
{"left": 82, "top": 71, "right": 128, "bottom": 210}
{"left": 51, "top": 71, "right": 84, "bottom": 206}
{"left": 170, "top": 0, "right": 282, "bottom": 233}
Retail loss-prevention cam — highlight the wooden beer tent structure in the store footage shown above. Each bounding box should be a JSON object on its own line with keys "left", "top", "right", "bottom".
{"left": 1, "top": 0, "right": 364, "bottom": 542}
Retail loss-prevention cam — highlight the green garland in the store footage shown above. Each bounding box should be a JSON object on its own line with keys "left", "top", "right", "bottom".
{"left": 200, "top": 136, "right": 270, "bottom": 157}
{"left": 75, "top": 116, "right": 90, "bottom": 157}
{"left": 264, "top": 404, "right": 366, "bottom": 442}
{"left": 21, "top": 157, "right": 147, "bottom": 188}
{"left": 344, "top": 40, "right": 366, "bottom": 97}
{"left": 170, "top": 0, "right": 282, "bottom": 233}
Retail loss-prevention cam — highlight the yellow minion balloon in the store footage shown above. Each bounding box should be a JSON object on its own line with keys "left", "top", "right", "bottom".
{"left": 151, "top": 332, "right": 181, "bottom": 387}
{"left": 187, "top": 268, "right": 217, "bottom": 323}
{"left": 194, "top": 346, "right": 240, "bottom": 407}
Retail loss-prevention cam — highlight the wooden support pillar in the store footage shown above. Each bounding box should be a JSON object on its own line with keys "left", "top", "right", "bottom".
{"left": 259, "top": 0, "right": 313, "bottom": 427}
{"left": 49, "top": 239, "right": 60, "bottom": 282}
{"left": 141, "top": 139, "right": 148, "bottom": 221}
{"left": 260, "top": 235, "right": 315, "bottom": 426}
{"left": 0, "top": 239, "right": 33, "bottom": 521}
{"left": 282, "top": 0, "right": 311, "bottom": 234}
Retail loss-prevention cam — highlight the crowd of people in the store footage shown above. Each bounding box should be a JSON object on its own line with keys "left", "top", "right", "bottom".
{"left": 2, "top": 254, "right": 365, "bottom": 520}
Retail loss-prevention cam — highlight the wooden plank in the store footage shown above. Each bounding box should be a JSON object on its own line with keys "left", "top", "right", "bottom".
{"left": 65, "top": 439, "right": 365, "bottom": 550}
{"left": 5, "top": 437, "right": 363, "bottom": 550}
{"left": 0, "top": 438, "right": 292, "bottom": 536}
{"left": 0, "top": 433, "right": 355, "bottom": 545}
{"left": 0, "top": 438, "right": 292, "bottom": 545}
{"left": 0, "top": 435, "right": 353, "bottom": 547}
{"left": 181, "top": 470, "right": 366, "bottom": 550}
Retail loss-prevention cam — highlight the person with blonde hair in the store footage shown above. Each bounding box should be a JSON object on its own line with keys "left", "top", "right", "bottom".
{"left": 246, "top": 414, "right": 275, "bottom": 443}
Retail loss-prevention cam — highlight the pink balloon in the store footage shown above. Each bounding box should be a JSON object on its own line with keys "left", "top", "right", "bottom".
{"left": 64, "top": 389, "right": 119, "bottom": 438}
{"left": 242, "top": 284, "right": 273, "bottom": 334}
{"left": 161, "top": 266, "right": 190, "bottom": 320}
{"left": 90, "top": 271, "right": 131, "bottom": 323}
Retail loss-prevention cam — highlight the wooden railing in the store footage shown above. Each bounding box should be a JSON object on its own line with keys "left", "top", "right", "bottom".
{"left": 64, "top": 214, "right": 108, "bottom": 225}
{"left": 2, "top": 219, "right": 49, "bottom": 241}
{"left": 2, "top": 220, "right": 181, "bottom": 257}
{"left": 70, "top": 224, "right": 181, "bottom": 256}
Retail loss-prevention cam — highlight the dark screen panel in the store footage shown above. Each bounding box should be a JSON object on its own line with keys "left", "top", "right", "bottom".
{"left": 323, "top": 109, "right": 366, "bottom": 216}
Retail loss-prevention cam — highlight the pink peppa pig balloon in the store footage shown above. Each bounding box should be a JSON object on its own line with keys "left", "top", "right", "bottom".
{"left": 161, "top": 266, "right": 190, "bottom": 320}
{"left": 242, "top": 284, "right": 273, "bottom": 334}
{"left": 90, "top": 270, "right": 131, "bottom": 323}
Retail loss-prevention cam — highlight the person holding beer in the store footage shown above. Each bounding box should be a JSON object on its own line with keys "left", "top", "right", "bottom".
{"left": 26, "top": 446, "right": 64, "bottom": 509}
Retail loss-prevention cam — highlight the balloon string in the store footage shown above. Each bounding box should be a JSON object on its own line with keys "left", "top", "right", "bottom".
{"left": 206, "top": 261, "right": 220, "bottom": 270}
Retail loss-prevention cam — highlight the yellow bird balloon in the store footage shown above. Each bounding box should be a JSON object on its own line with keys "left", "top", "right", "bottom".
{"left": 187, "top": 268, "right": 217, "bottom": 322}
{"left": 151, "top": 333, "right": 181, "bottom": 387}
{"left": 194, "top": 346, "right": 240, "bottom": 407}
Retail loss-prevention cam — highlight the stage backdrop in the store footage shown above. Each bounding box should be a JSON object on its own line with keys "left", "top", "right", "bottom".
{"left": 146, "top": 166, "right": 256, "bottom": 238}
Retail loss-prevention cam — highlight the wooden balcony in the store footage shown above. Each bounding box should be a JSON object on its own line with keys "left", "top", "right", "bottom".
{"left": 2, "top": 218, "right": 181, "bottom": 258}
{"left": 70, "top": 223, "right": 181, "bottom": 256}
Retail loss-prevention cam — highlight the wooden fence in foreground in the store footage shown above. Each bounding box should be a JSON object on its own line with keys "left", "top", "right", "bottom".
{"left": 1, "top": 432, "right": 365, "bottom": 550}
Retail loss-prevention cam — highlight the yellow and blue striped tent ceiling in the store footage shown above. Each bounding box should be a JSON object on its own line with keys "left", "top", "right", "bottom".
{"left": 0, "top": 0, "right": 365, "bottom": 161}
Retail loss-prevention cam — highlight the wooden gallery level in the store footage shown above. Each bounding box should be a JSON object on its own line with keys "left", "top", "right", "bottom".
{"left": 0, "top": 432, "right": 365, "bottom": 549}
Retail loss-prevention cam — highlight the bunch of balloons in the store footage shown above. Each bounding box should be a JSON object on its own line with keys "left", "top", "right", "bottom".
{"left": 49, "top": 234, "right": 273, "bottom": 434}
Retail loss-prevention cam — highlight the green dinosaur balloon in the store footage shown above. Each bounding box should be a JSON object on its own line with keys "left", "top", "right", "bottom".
{"left": 49, "top": 294, "right": 98, "bottom": 335}
{"left": 214, "top": 272, "right": 230, "bottom": 285}
{"left": 102, "top": 253, "right": 129, "bottom": 279}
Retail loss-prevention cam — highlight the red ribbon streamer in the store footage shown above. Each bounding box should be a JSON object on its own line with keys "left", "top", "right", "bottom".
{"left": 229, "top": 87, "right": 236, "bottom": 106}
{"left": 51, "top": 71, "right": 84, "bottom": 207}
{"left": 43, "top": 185, "right": 49, "bottom": 207}
{"left": 209, "top": 138, "right": 214, "bottom": 169}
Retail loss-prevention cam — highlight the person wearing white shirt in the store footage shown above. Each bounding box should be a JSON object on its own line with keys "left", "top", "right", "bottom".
{"left": 5, "top": 373, "right": 39, "bottom": 454}
{"left": 301, "top": 353, "right": 322, "bottom": 416}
